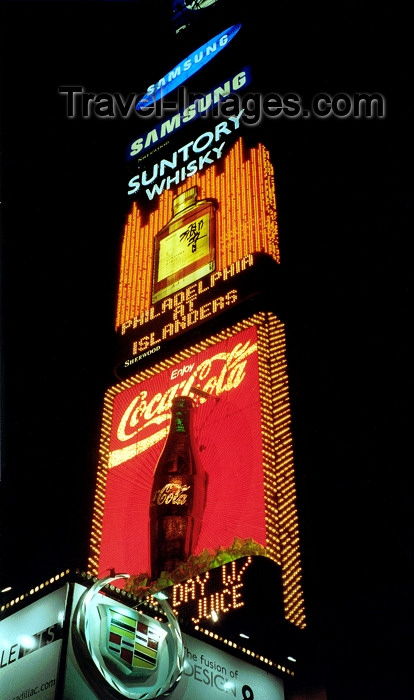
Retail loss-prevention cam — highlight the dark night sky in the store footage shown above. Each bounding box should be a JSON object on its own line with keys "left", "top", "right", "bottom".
{"left": 0, "top": 2, "right": 411, "bottom": 699}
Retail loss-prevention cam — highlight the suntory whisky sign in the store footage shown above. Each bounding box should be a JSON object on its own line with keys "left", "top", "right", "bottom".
{"left": 117, "top": 15, "right": 279, "bottom": 372}
{"left": 116, "top": 138, "right": 280, "bottom": 375}
{"left": 89, "top": 313, "right": 306, "bottom": 630}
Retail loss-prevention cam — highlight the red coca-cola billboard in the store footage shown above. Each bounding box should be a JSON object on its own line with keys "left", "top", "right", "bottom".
{"left": 89, "top": 312, "right": 306, "bottom": 629}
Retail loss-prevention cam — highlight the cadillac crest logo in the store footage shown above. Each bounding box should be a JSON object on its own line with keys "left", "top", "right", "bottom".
{"left": 72, "top": 573, "right": 184, "bottom": 699}
{"left": 100, "top": 605, "right": 163, "bottom": 672}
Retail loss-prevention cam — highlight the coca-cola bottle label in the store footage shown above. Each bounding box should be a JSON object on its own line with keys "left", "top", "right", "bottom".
{"left": 153, "top": 482, "right": 191, "bottom": 506}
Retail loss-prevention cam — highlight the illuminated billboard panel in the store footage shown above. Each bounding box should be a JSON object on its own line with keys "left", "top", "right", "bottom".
{"left": 0, "top": 576, "right": 288, "bottom": 699}
{"left": 0, "top": 585, "right": 67, "bottom": 700}
{"left": 116, "top": 139, "right": 279, "bottom": 368}
{"left": 89, "top": 312, "right": 305, "bottom": 629}
{"left": 168, "top": 631, "right": 285, "bottom": 699}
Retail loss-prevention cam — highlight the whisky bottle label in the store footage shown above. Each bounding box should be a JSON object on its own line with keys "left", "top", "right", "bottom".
{"left": 157, "top": 213, "right": 210, "bottom": 280}
{"left": 152, "top": 211, "right": 215, "bottom": 303}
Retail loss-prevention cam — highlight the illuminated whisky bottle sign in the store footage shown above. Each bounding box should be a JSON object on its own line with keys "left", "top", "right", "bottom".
{"left": 115, "top": 140, "right": 280, "bottom": 374}
{"left": 152, "top": 186, "right": 217, "bottom": 304}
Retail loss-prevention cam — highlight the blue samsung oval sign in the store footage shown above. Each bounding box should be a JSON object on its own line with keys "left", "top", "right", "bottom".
{"left": 136, "top": 24, "right": 241, "bottom": 111}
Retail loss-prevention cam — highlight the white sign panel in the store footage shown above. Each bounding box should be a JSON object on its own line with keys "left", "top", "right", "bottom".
{"left": 0, "top": 586, "right": 67, "bottom": 700}
{"left": 170, "top": 634, "right": 285, "bottom": 700}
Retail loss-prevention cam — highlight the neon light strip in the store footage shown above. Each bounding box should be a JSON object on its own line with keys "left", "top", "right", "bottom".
{"left": 136, "top": 24, "right": 241, "bottom": 110}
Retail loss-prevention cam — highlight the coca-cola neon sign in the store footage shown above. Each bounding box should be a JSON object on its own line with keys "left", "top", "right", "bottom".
{"left": 110, "top": 338, "right": 256, "bottom": 468}
{"left": 95, "top": 327, "right": 266, "bottom": 580}
{"left": 89, "top": 313, "right": 306, "bottom": 630}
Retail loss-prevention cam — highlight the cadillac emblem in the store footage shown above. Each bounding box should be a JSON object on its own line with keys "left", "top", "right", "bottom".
{"left": 71, "top": 573, "right": 184, "bottom": 699}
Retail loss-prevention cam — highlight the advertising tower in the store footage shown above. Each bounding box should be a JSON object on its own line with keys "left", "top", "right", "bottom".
{"left": 0, "top": 5, "right": 320, "bottom": 699}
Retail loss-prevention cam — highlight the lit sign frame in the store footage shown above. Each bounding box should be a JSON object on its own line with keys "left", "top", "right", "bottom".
{"left": 89, "top": 312, "right": 306, "bottom": 630}
{"left": 116, "top": 138, "right": 280, "bottom": 374}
